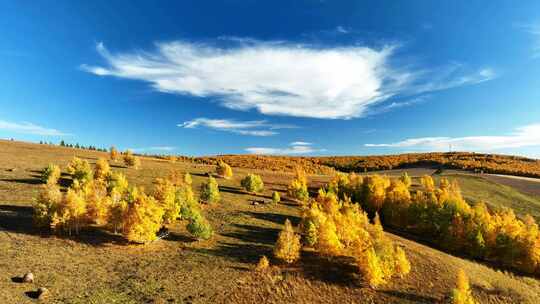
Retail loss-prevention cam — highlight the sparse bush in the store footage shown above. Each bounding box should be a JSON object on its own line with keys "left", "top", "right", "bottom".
{"left": 255, "top": 255, "right": 270, "bottom": 272}
{"left": 394, "top": 246, "right": 411, "bottom": 278}
{"left": 450, "top": 269, "right": 477, "bottom": 304}
{"left": 200, "top": 176, "right": 220, "bottom": 204}
{"left": 184, "top": 173, "right": 192, "bottom": 185}
{"left": 66, "top": 157, "right": 93, "bottom": 184}
{"left": 273, "top": 219, "right": 301, "bottom": 264}
{"left": 123, "top": 150, "right": 141, "bottom": 169}
{"left": 94, "top": 158, "right": 111, "bottom": 181}
{"left": 216, "top": 160, "right": 233, "bottom": 179}
{"left": 110, "top": 146, "right": 119, "bottom": 161}
{"left": 122, "top": 187, "right": 164, "bottom": 243}
{"left": 41, "top": 163, "right": 61, "bottom": 185}
{"left": 272, "top": 191, "right": 281, "bottom": 204}
{"left": 186, "top": 210, "right": 213, "bottom": 240}
{"left": 240, "top": 173, "right": 264, "bottom": 193}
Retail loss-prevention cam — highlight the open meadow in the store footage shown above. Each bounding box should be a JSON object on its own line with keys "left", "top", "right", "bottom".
{"left": 2, "top": 140, "right": 540, "bottom": 303}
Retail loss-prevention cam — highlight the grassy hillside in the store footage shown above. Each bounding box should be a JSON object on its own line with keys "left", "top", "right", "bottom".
{"left": 434, "top": 174, "right": 540, "bottom": 221}
{"left": 179, "top": 152, "right": 540, "bottom": 178}
{"left": 1, "top": 140, "right": 540, "bottom": 303}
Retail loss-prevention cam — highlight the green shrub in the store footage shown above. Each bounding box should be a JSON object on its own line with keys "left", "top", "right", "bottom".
{"left": 41, "top": 163, "right": 61, "bottom": 185}
{"left": 241, "top": 173, "right": 264, "bottom": 193}
{"left": 200, "top": 176, "right": 220, "bottom": 204}
{"left": 187, "top": 211, "right": 213, "bottom": 240}
{"left": 272, "top": 191, "right": 281, "bottom": 204}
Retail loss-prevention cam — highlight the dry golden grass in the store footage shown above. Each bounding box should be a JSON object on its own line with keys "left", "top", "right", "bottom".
{"left": 1, "top": 140, "right": 539, "bottom": 303}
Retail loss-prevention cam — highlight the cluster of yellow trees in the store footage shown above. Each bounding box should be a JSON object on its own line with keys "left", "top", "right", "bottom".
{"left": 34, "top": 157, "right": 213, "bottom": 243}
{"left": 327, "top": 172, "right": 540, "bottom": 275}
{"left": 109, "top": 146, "right": 141, "bottom": 169}
{"left": 272, "top": 188, "right": 410, "bottom": 287}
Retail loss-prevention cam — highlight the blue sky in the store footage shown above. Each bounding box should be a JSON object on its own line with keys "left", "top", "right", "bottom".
{"left": 1, "top": 1, "right": 540, "bottom": 157}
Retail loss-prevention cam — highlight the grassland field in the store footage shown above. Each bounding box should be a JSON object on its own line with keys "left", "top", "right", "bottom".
{"left": 1, "top": 140, "right": 540, "bottom": 303}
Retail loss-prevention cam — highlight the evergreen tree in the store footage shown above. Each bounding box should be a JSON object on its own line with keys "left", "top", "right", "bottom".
{"left": 200, "top": 176, "right": 220, "bottom": 204}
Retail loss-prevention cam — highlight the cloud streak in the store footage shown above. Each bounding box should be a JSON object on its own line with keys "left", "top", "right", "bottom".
{"left": 245, "top": 142, "right": 323, "bottom": 155}
{"left": 0, "top": 120, "right": 68, "bottom": 136}
{"left": 365, "top": 123, "right": 540, "bottom": 151}
{"left": 178, "top": 118, "right": 296, "bottom": 136}
{"left": 83, "top": 40, "right": 496, "bottom": 119}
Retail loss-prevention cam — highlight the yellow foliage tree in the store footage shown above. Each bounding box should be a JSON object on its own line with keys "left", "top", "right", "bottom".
{"left": 255, "top": 255, "right": 270, "bottom": 272}
{"left": 122, "top": 187, "right": 164, "bottom": 243}
{"left": 94, "top": 157, "right": 111, "bottom": 181}
{"left": 273, "top": 219, "right": 301, "bottom": 263}
{"left": 450, "top": 269, "right": 477, "bottom": 304}
{"left": 316, "top": 218, "right": 343, "bottom": 256}
{"left": 110, "top": 146, "right": 119, "bottom": 161}
{"left": 356, "top": 247, "right": 385, "bottom": 288}
{"left": 123, "top": 150, "right": 141, "bottom": 169}
{"left": 66, "top": 157, "right": 93, "bottom": 184}
{"left": 41, "top": 163, "right": 61, "bottom": 185}
{"left": 154, "top": 177, "right": 181, "bottom": 224}
{"left": 287, "top": 167, "right": 309, "bottom": 202}
{"left": 33, "top": 183, "right": 63, "bottom": 229}
{"left": 216, "top": 160, "right": 233, "bottom": 179}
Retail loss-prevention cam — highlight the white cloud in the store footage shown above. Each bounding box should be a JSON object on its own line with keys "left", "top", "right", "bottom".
{"left": 365, "top": 123, "right": 540, "bottom": 151}
{"left": 83, "top": 40, "right": 496, "bottom": 119}
{"left": 0, "top": 120, "right": 68, "bottom": 136}
{"left": 290, "top": 141, "right": 312, "bottom": 146}
{"left": 178, "top": 118, "right": 296, "bottom": 136}
{"left": 335, "top": 26, "right": 350, "bottom": 34}
{"left": 245, "top": 142, "right": 323, "bottom": 155}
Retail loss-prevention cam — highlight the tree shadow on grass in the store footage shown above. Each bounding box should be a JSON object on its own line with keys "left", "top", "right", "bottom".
{"left": 299, "top": 251, "right": 359, "bottom": 287}
{"left": 192, "top": 241, "right": 272, "bottom": 265}
{"left": 0, "top": 178, "right": 42, "bottom": 185}
{"left": 221, "top": 223, "right": 280, "bottom": 246}
{"left": 0, "top": 204, "right": 127, "bottom": 246}
{"left": 25, "top": 290, "right": 40, "bottom": 299}
{"left": 240, "top": 211, "right": 301, "bottom": 226}
{"left": 379, "top": 290, "right": 439, "bottom": 303}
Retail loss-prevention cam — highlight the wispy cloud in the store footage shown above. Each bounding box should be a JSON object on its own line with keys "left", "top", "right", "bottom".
{"left": 335, "top": 26, "right": 350, "bottom": 34}
{"left": 83, "top": 40, "right": 496, "bottom": 119}
{"left": 517, "top": 22, "right": 540, "bottom": 57}
{"left": 178, "top": 118, "right": 296, "bottom": 136}
{"left": 0, "top": 120, "right": 69, "bottom": 136}
{"left": 365, "top": 123, "right": 540, "bottom": 151}
{"left": 245, "top": 142, "right": 324, "bottom": 155}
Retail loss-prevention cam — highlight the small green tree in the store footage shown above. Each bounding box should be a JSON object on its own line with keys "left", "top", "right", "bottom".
{"left": 186, "top": 210, "right": 213, "bottom": 240}
{"left": 241, "top": 173, "right": 264, "bottom": 193}
{"left": 200, "top": 176, "right": 220, "bottom": 204}
{"left": 272, "top": 191, "right": 281, "bottom": 204}
{"left": 41, "top": 163, "right": 61, "bottom": 185}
